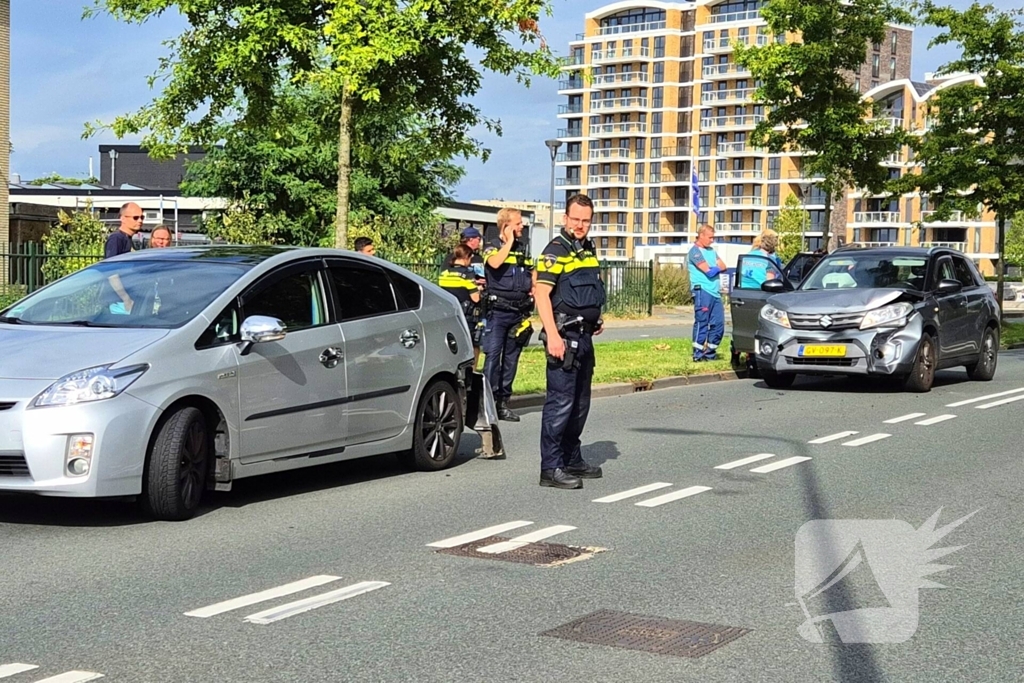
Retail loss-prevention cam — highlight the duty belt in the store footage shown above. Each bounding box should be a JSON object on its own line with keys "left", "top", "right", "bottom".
{"left": 555, "top": 312, "right": 597, "bottom": 335}
{"left": 489, "top": 294, "right": 533, "bottom": 312}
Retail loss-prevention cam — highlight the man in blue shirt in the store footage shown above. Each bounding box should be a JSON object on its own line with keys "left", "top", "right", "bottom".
{"left": 688, "top": 224, "right": 728, "bottom": 362}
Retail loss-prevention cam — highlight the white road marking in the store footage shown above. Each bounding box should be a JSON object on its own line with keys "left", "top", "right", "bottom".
{"left": 592, "top": 482, "right": 673, "bottom": 503}
{"left": 749, "top": 457, "right": 812, "bottom": 473}
{"left": 476, "top": 525, "right": 577, "bottom": 554}
{"left": 635, "top": 486, "right": 713, "bottom": 508}
{"left": 34, "top": 673, "right": 104, "bottom": 683}
{"left": 976, "top": 394, "right": 1024, "bottom": 410}
{"left": 714, "top": 453, "right": 777, "bottom": 470}
{"left": 884, "top": 413, "right": 927, "bottom": 424}
{"left": 184, "top": 575, "right": 341, "bottom": 618}
{"left": 0, "top": 664, "right": 38, "bottom": 678}
{"left": 243, "top": 581, "right": 390, "bottom": 625}
{"left": 842, "top": 433, "right": 892, "bottom": 447}
{"left": 946, "top": 387, "right": 1024, "bottom": 407}
{"left": 808, "top": 431, "right": 858, "bottom": 444}
{"left": 914, "top": 414, "right": 957, "bottom": 426}
{"left": 426, "top": 521, "right": 534, "bottom": 548}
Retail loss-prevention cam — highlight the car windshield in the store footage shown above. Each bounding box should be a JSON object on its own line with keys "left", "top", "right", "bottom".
{"left": 1, "top": 259, "right": 249, "bottom": 328}
{"left": 801, "top": 254, "right": 928, "bottom": 291}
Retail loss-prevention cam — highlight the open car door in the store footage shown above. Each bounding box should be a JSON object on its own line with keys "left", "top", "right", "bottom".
{"left": 730, "top": 254, "right": 785, "bottom": 363}
{"left": 783, "top": 252, "right": 824, "bottom": 288}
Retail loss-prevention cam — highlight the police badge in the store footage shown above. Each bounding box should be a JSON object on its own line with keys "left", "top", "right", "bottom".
{"left": 543, "top": 253, "right": 558, "bottom": 269}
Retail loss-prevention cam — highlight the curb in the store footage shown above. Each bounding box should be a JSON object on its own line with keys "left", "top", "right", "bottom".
{"left": 1008, "top": 343, "right": 1024, "bottom": 350}
{"left": 507, "top": 369, "right": 747, "bottom": 409}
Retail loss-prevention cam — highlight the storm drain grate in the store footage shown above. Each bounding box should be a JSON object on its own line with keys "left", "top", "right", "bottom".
{"left": 541, "top": 609, "right": 752, "bottom": 659}
{"left": 434, "top": 536, "right": 606, "bottom": 567}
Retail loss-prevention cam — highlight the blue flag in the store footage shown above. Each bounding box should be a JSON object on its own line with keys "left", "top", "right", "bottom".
{"left": 691, "top": 166, "right": 701, "bottom": 217}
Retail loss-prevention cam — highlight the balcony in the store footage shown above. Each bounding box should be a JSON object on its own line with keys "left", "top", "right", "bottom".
{"left": 590, "top": 121, "right": 648, "bottom": 137}
{"left": 597, "top": 20, "right": 668, "bottom": 36}
{"left": 588, "top": 148, "right": 632, "bottom": 160}
{"left": 557, "top": 54, "right": 586, "bottom": 69}
{"left": 920, "top": 241, "right": 967, "bottom": 251}
{"left": 703, "top": 33, "right": 770, "bottom": 53}
{"left": 594, "top": 198, "right": 630, "bottom": 209}
{"left": 852, "top": 211, "right": 902, "bottom": 224}
{"left": 869, "top": 116, "right": 903, "bottom": 132}
{"left": 708, "top": 9, "right": 762, "bottom": 24}
{"left": 716, "top": 222, "right": 761, "bottom": 233}
{"left": 557, "top": 78, "right": 588, "bottom": 91}
{"left": 787, "top": 169, "right": 824, "bottom": 181}
{"left": 852, "top": 241, "right": 899, "bottom": 248}
{"left": 557, "top": 103, "right": 584, "bottom": 115}
{"left": 589, "top": 174, "right": 630, "bottom": 185}
{"left": 556, "top": 151, "right": 582, "bottom": 162}
{"left": 557, "top": 128, "right": 585, "bottom": 139}
{"left": 702, "top": 63, "right": 752, "bottom": 79}
{"left": 591, "top": 46, "right": 652, "bottom": 63}
{"left": 716, "top": 169, "right": 765, "bottom": 181}
{"left": 701, "top": 88, "right": 754, "bottom": 105}
{"left": 591, "top": 223, "right": 628, "bottom": 233}
{"left": 920, "top": 210, "right": 965, "bottom": 223}
{"left": 592, "top": 72, "right": 650, "bottom": 87}
{"left": 717, "top": 141, "right": 757, "bottom": 155}
{"left": 702, "top": 114, "right": 765, "bottom": 130}
{"left": 715, "top": 195, "right": 763, "bottom": 207}
{"left": 598, "top": 248, "right": 629, "bottom": 260}
{"left": 555, "top": 177, "right": 582, "bottom": 187}
{"left": 591, "top": 96, "right": 649, "bottom": 112}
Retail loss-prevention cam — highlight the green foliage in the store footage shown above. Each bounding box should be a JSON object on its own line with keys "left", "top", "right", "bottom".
{"left": 734, "top": 0, "right": 911, "bottom": 247}
{"left": 26, "top": 174, "right": 100, "bottom": 186}
{"left": 0, "top": 288, "right": 27, "bottom": 312}
{"left": 653, "top": 265, "right": 692, "bottom": 306}
{"left": 201, "top": 203, "right": 283, "bottom": 246}
{"left": 41, "top": 207, "right": 107, "bottom": 281}
{"left": 347, "top": 208, "right": 458, "bottom": 263}
{"left": 775, "top": 194, "right": 809, "bottom": 263}
{"left": 1006, "top": 212, "right": 1024, "bottom": 268}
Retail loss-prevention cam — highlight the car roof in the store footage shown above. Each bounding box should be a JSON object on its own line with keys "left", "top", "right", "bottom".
{"left": 829, "top": 245, "right": 957, "bottom": 259}
{"left": 107, "top": 245, "right": 300, "bottom": 266}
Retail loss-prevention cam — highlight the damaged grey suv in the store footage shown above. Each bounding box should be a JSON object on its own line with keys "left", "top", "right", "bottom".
{"left": 751, "top": 246, "right": 1000, "bottom": 392}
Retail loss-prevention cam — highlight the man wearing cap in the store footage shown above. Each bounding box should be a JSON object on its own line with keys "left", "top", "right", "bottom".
{"left": 444, "top": 227, "right": 486, "bottom": 283}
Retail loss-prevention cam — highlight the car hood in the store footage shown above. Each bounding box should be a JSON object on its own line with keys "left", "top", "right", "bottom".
{"left": 0, "top": 324, "right": 169, "bottom": 380}
{"left": 767, "top": 288, "right": 913, "bottom": 314}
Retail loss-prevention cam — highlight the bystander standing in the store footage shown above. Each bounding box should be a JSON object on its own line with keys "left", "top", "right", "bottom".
{"left": 688, "top": 224, "right": 727, "bottom": 362}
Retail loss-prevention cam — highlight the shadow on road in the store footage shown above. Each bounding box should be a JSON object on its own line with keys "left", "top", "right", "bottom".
{"left": 582, "top": 440, "right": 621, "bottom": 466}
{"left": 751, "top": 369, "right": 969, "bottom": 394}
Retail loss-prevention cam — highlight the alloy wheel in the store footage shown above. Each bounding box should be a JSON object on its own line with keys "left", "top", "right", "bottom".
{"left": 179, "top": 420, "right": 208, "bottom": 510}
{"left": 422, "top": 388, "right": 459, "bottom": 462}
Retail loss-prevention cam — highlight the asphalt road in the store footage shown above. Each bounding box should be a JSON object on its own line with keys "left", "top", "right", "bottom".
{"left": 3, "top": 352, "right": 1024, "bottom": 682}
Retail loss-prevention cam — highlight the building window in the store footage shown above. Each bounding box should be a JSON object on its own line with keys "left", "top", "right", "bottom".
{"left": 889, "top": 57, "right": 897, "bottom": 80}
{"left": 891, "top": 31, "right": 898, "bottom": 54}
{"left": 653, "top": 87, "right": 664, "bottom": 108}
{"left": 768, "top": 157, "right": 780, "bottom": 180}
{"left": 768, "top": 185, "right": 779, "bottom": 206}
{"left": 652, "top": 112, "right": 662, "bottom": 134}
{"left": 872, "top": 54, "right": 880, "bottom": 79}
{"left": 654, "top": 36, "right": 665, "bottom": 58}
{"left": 855, "top": 77, "right": 861, "bottom": 92}
{"left": 653, "top": 62, "right": 664, "bottom": 83}
{"left": 633, "top": 213, "right": 643, "bottom": 232}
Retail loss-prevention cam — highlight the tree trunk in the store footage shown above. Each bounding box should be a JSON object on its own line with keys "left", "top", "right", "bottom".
{"left": 334, "top": 89, "right": 353, "bottom": 250}
{"left": 996, "top": 214, "right": 1006, "bottom": 321}
{"left": 821, "top": 199, "right": 832, "bottom": 253}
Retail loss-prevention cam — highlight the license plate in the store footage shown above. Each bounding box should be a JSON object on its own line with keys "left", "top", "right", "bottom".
{"left": 798, "top": 344, "right": 847, "bottom": 357}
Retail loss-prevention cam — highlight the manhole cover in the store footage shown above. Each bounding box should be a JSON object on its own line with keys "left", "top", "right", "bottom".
{"left": 434, "top": 536, "right": 606, "bottom": 567}
{"left": 541, "top": 609, "right": 752, "bottom": 658}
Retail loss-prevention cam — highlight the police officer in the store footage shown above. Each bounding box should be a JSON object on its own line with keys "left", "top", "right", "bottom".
{"left": 534, "top": 194, "right": 606, "bottom": 490}
{"left": 482, "top": 208, "right": 535, "bottom": 422}
{"left": 439, "top": 244, "right": 484, "bottom": 365}
{"left": 688, "top": 223, "right": 727, "bottom": 362}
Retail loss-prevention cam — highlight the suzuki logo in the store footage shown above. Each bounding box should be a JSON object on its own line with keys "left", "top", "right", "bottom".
{"left": 819, "top": 315, "right": 834, "bottom": 328}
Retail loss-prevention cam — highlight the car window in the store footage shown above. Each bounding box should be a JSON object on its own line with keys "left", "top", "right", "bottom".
{"left": 952, "top": 256, "right": 979, "bottom": 288}
{"left": 329, "top": 263, "right": 398, "bottom": 321}
{"left": 389, "top": 270, "right": 422, "bottom": 311}
{"left": 932, "top": 257, "right": 957, "bottom": 290}
{"left": 802, "top": 255, "right": 928, "bottom": 290}
{"left": 736, "top": 255, "right": 782, "bottom": 290}
{"left": 196, "top": 303, "right": 240, "bottom": 348}
{"left": 784, "top": 253, "right": 822, "bottom": 285}
{"left": 244, "top": 269, "right": 327, "bottom": 330}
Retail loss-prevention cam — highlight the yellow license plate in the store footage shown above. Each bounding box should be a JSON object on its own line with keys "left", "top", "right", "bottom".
{"left": 798, "top": 344, "right": 847, "bottom": 357}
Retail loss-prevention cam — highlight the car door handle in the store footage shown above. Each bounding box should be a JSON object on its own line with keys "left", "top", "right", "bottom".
{"left": 400, "top": 330, "right": 420, "bottom": 348}
{"left": 733, "top": 299, "right": 745, "bottom": 306}
{"left": 319, "top": 347, "right": 343, "bottom": 368}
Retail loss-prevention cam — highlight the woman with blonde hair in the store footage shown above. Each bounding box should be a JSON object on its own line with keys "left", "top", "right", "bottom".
{"left": 740, "top": 229, "right": 782, "bottom": 288}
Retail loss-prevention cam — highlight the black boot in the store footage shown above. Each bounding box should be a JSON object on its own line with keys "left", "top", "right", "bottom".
{"left": 540, "top": 468, "right": 583, "bottom": 489}
{"left": 565, "top": 460, "right": 603, "bottom": 479}
{"left": 497, "top": 402, "right": 520, "bottom": 422}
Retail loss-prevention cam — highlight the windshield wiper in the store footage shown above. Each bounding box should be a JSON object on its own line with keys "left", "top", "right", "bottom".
{"left": 61, "top": 320, "right": 117, "bottom": 328}
{"left": 0, "top": 315, "right": 24, "bottom": 324}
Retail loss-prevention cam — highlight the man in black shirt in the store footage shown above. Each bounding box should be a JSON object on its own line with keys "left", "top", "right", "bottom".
{"left": 104, "top": 202, "right": 143, "bottom": 313}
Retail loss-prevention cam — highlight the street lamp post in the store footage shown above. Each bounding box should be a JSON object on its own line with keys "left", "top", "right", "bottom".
{"left": 108, "top": 149, "right": 119, "bottom": 187}
{"left": 545, "top": 139, "right": 563, "bottom": 244}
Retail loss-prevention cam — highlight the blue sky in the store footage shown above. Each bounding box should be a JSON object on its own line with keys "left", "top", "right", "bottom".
{"left": 9, "top": 0, "right": 1009, "bottom": 203}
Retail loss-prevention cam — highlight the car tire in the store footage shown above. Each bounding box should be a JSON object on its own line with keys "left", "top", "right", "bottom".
{"left": 761, "top": 369, "right": 795, "bottom": 389}
{"left": 402, "top": 379, "right": 463, "bottom": 472}
{"left": 745, "top": 354, "right": 762, "bottom": 380}
{"left": 902, "top": 332, "right": 936, "bottom": 393}
{"left": 966, "top": 326, "right": 998, "bottom": 381}
{"left": 142, "top": 407, "right": 209, "bottom": 521}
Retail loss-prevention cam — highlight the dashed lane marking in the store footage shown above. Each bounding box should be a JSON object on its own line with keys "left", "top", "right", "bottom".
{"left": 946, "top": 387, "right": 1024, "bottom": 407}
{"left": 884, "top": 413, "right": 927, "bottom": 424}
{"left": 243, "top": 581, "right": 390, "bottom": 625}
{"left": 914, "top": 414, "right": 957, "bottom": 426}
{"left": 592, "top": 483, "right": 673, "bottom": 503}
{"left": 184, "top": 575, "right": 341, "bottom": 618}
{"left": 714, "top": 453, "right": 776, "bottom": 470}
{"left": 635, "top": 486, "right": 712, "bottom": 508}
{"left": 808, "top": 431, "right": 858, "bottom": 444}
{"left": 842, "top": 433, "right": 892, "bottom": 447}
{"left": 427, "top": 521, "right": 534, "bottom": 548}
{"left": 0, "top": 664, "right": 39, "bottom": 679}
{"left": 34, "top": 674, "right": 104, "bottom": 683}
{"left": 477, "top": 526, "right": 578, "bottom": 554}
{"left": 976, "top": 394, "right": 1024, "bottom": 410}
{"left": 749, "top": 457, "right": 812, "bottom": 474}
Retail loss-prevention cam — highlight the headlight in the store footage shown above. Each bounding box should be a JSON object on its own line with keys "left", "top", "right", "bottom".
{"left": 31, "top": 364, "right": 149, "bottom": 408}
{"left": 760, "top": 304, "right": 791, "bottom": 328}
{"left": 860, "top": 302, "right": 913, "bottom": 330}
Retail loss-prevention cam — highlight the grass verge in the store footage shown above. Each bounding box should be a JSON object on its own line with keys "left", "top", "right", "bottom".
{"left": 504, "top": 337, "right": 734, "bottom": 395}
{"left": 1002, "top": 321, "right": 1024, "bottom": 348}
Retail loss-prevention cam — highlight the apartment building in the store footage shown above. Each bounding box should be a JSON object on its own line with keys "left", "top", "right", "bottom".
{"left": 555, "top": 0, "right": 912, "bottom": 261}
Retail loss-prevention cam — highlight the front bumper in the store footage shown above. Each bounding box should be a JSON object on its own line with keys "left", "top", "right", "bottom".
{"left": 755, "top": 316, "right": 923, "bottom": 377}
{"left": 0, "top": 381, "right": 159, "bottom": 498}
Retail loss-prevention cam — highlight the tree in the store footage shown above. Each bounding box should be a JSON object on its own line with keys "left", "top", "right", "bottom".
{"left": 734, "top": 0, "right": 910, "bottom": 250}
{"left": 41, "top": 204, "right": 106, "bottom": 281}
{"left": 26, "top": 174, "right": 100, "bottom": 186}
{"left": 898, "top": 2, "right": 1024, "bottom": 314}
{"left": 774, "top": 193, "right": 809, "bottom": 263}
{"left": 1005, "top": 212, "right": 1024, "bottom": 277}
{"left": 86, "top": 0, "right": 558, "bottom": 248}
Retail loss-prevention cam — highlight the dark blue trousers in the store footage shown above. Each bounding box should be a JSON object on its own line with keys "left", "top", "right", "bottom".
{"left": 540, "top": 332, "right": 595, "bottom": 471}
{"left": 692, "top": 288, "right": 725, "bottom": 360}
{"left": 483, "top": 309, "right": 524, "bottom": 404}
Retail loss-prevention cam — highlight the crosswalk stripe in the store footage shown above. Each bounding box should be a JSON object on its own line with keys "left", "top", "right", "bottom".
{"left": 427, "top": 521, "right": 534, "bottom": 548}
{"left": 976, "top": 394, "right": 1024, "bottom": 410}
{"left": 592, "top": 483, "right": 673, "bottom": 503}
{"left": 476, "top": 526, "right": 577, "bottom": 554}
{"left": 0, "top": 664, "right": 38, "bottom": 679}
{"left": 914, "top": 414, "right": 956, "bottom": 426}
{"left": 749, "top": 457, "right": 812, "bottom": 473}
{"left": 34, "top": 673, "right": 104, "bottom": 683}
{"left": 184, "top": 575, "right": 342, "bottom": 618}
{"left": 714, "top": 453, "right": 776, "bottom": 470}
{"left": 244, "top": 581, "right": 390, "bottom": 625}
{"left": 808, "top": 431, "right": 858, "bottom": 444}
{"left": 946, "top": 387, "right": 1024, "bottom": 407}
{"left": 884, "top": 413, "right": 927, "bottom": 424}
{"left": 635, "top": 486, "right": 712, "bottom": 508}
{"left": 842, "top": 433, "right": 891, "bottom": 447}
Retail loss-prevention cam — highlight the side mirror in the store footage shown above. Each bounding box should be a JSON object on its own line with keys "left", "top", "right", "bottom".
{"left": 761, "top": 279, "right": 787, "bottom": 293}
{"left": 936, "top": 279, "right": 963, "bottom": 295}
{"left": 239, "top": 315, "right": 286, "bottom": 356}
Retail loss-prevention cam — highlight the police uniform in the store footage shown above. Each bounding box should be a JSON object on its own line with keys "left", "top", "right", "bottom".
{"left": 535, "top": 231, "right": 607, "bottom": 488}
{"left": 482, "top": 236, "right": 534, "bottom": 417}
{"left": 438, "top": 265, "right": 482, "bottom": 346}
